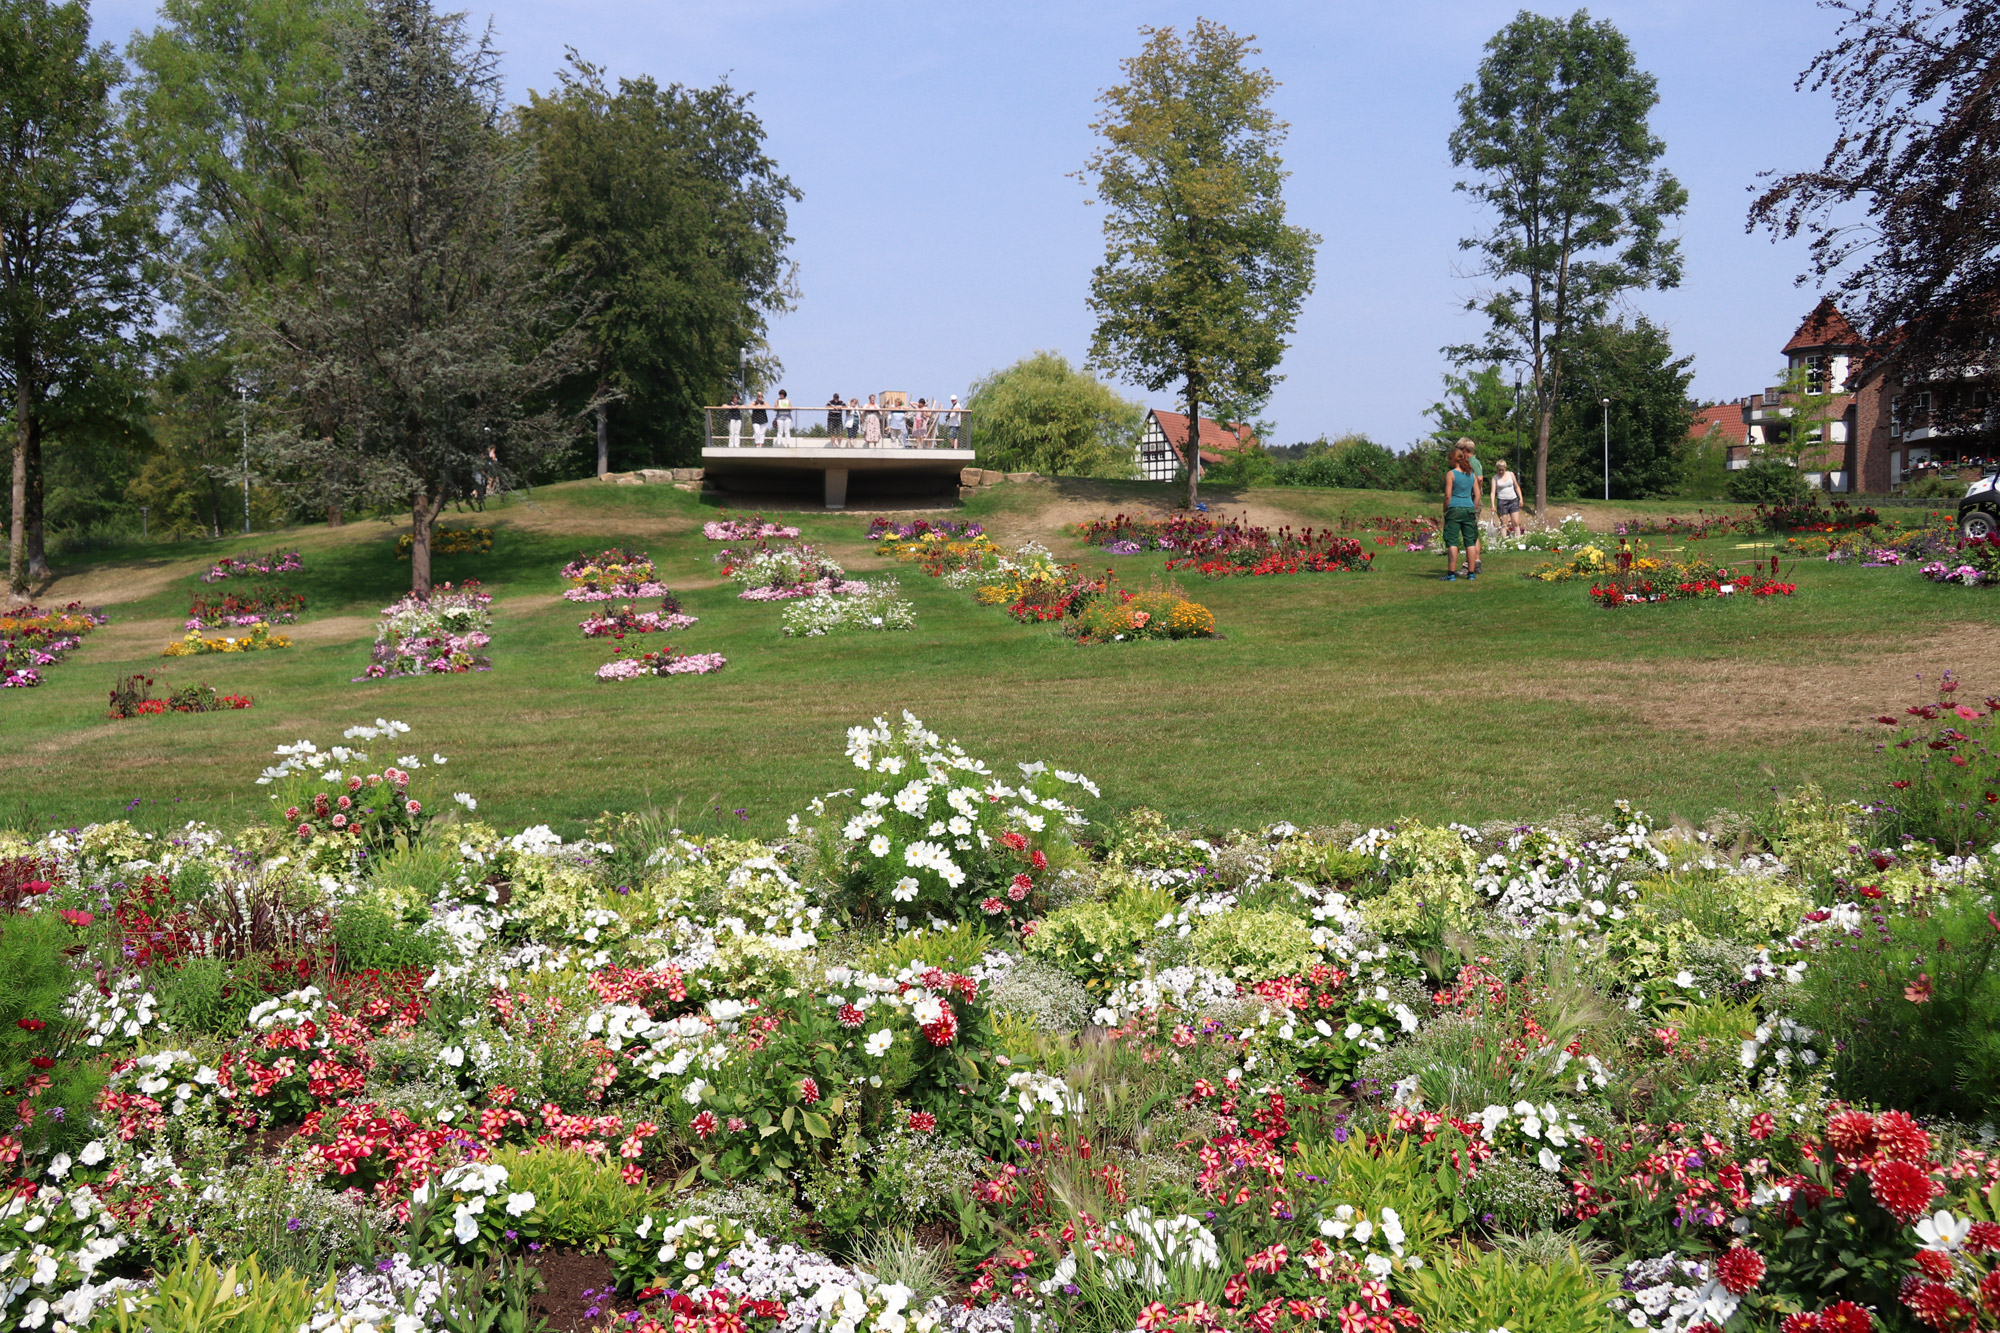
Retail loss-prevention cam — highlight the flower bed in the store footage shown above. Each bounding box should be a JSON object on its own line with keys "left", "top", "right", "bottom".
{"left": 162, "top": 620, "right": 291, "bottom": 656}
{"left": 1074, "top": 513, "right": 1374, "bottom": 577}
{"left": 596, "top": 646, "right": 727, "bottom": 678}
{"left": 580, "top": 597, "right": 699, "bottom": 638}
{"left": 185, "top": 585, "right": 304, "bottom": 629}
{"left": 396, "top": 525, "right": 493, "bottom": 558}
{"left": 356, "top": 581, "right": 492, "bottom": 678}
{"left": 201, "top": 548, "right": 303, "bottom": 582}
{"left": 1588, "top": 556, "right": 1798, "bottom": 606}
{"left": 705, "top": 516, "right": 801, "bottom": 541}
{"left": 1756, "top": 496, "right": 1882, "bottom": 533}
{"left": 1, "top": 601, "right": 107, "bottom": 687}
{"left": 726, "top": 544, "right": 866, "bottom": 601}
{"left": 563, "top": 548, "right": 670, "bottom": 602}
{"left": 1920, "top": 533, "right": 2000, "bottom": 587}
{"left": 881, "top": 533, "right": 1216, "bottom": 641}
{"left": 781, "top": 580, "right": 915, "bottom": 636}
{"left": 7, "top": 698, "right": 2000, "bottom": 1332}
{"left": 866, "top": 517, "right": 982, "bottom": 542}
{"left": 107, "top": 673, "right": 252, "bottom": 717}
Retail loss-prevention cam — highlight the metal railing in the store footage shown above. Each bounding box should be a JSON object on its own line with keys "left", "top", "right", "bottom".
{"left": 703, "top": 402, "right": 969, "bottom": 451}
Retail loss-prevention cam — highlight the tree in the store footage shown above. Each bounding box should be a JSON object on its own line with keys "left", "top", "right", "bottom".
{"left": 1427, "top": 365, "right": 1527, "bottom": 471}
{"left": 1448, "top": 9, "right": 1687, "bottom": 517}
{"left": 1547, "top": 317, "right": 1694, "bottom": 499}
{"left": 234, "top": 0, "right": 584, "bottom": 595}
{"left": 0, "top": 0, "right": 154, "bottom": 593}
{"left": 1079, "top": 20, "right": 1318, "bottom": 509}
{"left": 519, "top": 56, "right": 798, "bottom": 474}
{"left": 126, "top": 0, "right": 359, "bottom": 524}
{"left": 1750, "top": 1, "right": 2000, "bottom": 424}
{"left": 964, "top": 351, "right": 1141, "bottom": 477}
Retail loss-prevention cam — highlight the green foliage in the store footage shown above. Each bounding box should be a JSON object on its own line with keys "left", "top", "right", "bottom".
{"left": 518, "top": 54, "right": 798, "bottom": 470}
{"left": 428, "top": 1255, "right": 553, "bottom": 1333}
{"left": 1266, "top": 434, "right": 1412, "bottom": 491}
{"left": 1024, "top": 883, "right": 1174, "bottom": 988}
{"left": 110, "top": 1238, "right": 333, "bottom": 1333}
{"left": 1406, "top": 1242, "right": 1616, "bottom": 1333}
{"left": 1791, "top": 877, "right": 2000, "bottom": 1117}
{"left": 1081, "top": 18, "right": 1319, "bottom": 506}
{"left": 1549, "top": 317, "right": 1695, "bottom": 500}
{"left": 489, "top": 1146, "right": 655, "bottom": 1252}
{"left": 1102, "top": 808, "right": 1207, "bottom": 871}
{"left": 964, "top": 351, "right": 1143, "bottom": 478}
{"left": 852, "top": 1229, "right": 951, "bottom": 1306}
{"left": 1728, "top": 457, "right": 1811, "bottom": 505}
{"left": 150, "top": 953, "right": 262, "bottom": 1035}
{"left": 802, "top": 1121, "right": 982, "bottom": 1249}
{"left": 0, "top": 909, "right": 104, "bottom": 1156}
{"left": 1872, "top": 693, "right": 2000, "bottom": 855}
{"left": 1428, "top": 365, "right": 1526, "bottom": 469}
{"left": 1361, "top": 823, "right": 1477, "bottom": 941}
{"left": 333, "top": 897, "right": 443, "bottom": 973}
{"left": 1189, "top": 908, "right": 1319, "bottom": 980}
{"left": 861, "top": 921, "right": 993, "bottom": 976}
{"left": 1459, "top": 1150, "right": 1565, "bottom": 1231}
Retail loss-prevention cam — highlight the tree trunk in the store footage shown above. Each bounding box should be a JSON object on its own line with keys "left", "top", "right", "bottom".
{"left": 409, "top": 492, "right": 441, "bottom": 598}
{"left": 596, "top": 400, "right": 609, "bottom": 478}
{"left": 8, "top": 377, "right": 27, "bottom": 597}
{"left": 24, "top": 409, "right": 48, "bottom": 581}
{"left": 1184, "top": 384, "right": 1202, "bottom": 509}
{"left": 327, "top": 504, "right": 344, "bottom": 527}
{"left": 1534, "top": 397, "right": 1552, "bottom": 519}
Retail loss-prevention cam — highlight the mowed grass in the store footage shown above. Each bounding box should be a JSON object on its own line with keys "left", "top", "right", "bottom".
{"left": 6, "top": 477, "right": 1997, "bottom": 839}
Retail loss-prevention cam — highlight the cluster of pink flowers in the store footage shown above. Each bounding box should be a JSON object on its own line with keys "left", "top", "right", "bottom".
{"left": 703, "top": 517, "right": 800, "bottom": 541}
{"left": 738, "top": 577, "right": 867, "bottom": 602}
{"left": 201, "top": 549, "right": 303, "bottom": 582}
{"left": 595, "top": 648, "right": 727, "bottom": 680}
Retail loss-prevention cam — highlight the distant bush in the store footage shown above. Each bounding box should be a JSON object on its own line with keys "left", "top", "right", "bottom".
{"left": 1726, "top": 458, "right": 1809, "bottom": 504}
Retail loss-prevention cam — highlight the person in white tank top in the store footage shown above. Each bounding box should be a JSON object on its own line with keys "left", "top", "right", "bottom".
{"left": 1492, "top": 459, "right": 1526, "bottom": 537}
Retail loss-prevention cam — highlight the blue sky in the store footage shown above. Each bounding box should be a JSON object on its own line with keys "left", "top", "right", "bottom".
{"left": 92, "top": 0, "right": 1852, "bottom": 447}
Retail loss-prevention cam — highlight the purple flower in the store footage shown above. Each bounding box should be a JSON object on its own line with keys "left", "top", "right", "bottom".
{"left": 287, "top": 1217, "right": 305, "bottom": 1232}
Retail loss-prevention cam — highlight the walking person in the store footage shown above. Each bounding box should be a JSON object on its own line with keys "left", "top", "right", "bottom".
{"left": 750, "top": 393, "right": 769, "bottom": 446}
{"left": 725, "top": 392, "right": 743, "bottom": 448}
{"left": 1492, "top": 458, "right": 1526, "bottom": 537}
{"left": 826, "top": 392, "right": 845, "bottom": 445}
{"left": 773, "top": 390, "right": 793, "bottom": 443}
{"left": 1442, "top": 442, "right": 1483, "bottom": 582}
{"left": 860, "top": 394, "right": 883, "bottom": 445}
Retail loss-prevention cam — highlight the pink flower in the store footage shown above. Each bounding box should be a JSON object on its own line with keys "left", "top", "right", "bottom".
{"left": 331, "top": 814, "right": 347, "bottom": 829}
{"left": 406, "top": 800, "right": 421, "bottom": 815}
{"left": 980, "top": 897, "right": 1005, "bottom": 914}
{"left": 337, "top": 795, "right": 352, "bottom": 810}
{"left": 298, "top": 824, "right": 313, "bottom": 838}
{"left": 837, "top": 1005, "right": 865, "bottom": 1027}
{"left": 1007, "top": 883, "right": 1028, "bottom": 901}
{"left": 59, "top": 910, "right": 94, "bottom": 929}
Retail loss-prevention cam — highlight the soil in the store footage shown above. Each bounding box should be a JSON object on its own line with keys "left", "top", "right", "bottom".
{"left": 527, "top": 1248, "right": 620, "bottom": 1332}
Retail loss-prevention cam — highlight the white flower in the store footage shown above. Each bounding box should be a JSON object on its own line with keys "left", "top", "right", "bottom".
{"left": 869, "top": 835, "right": 892, "bottom": 858}
{"left": 453, "top": 1208, "right": 480, "bottom": 1244}
{"left": 453, "top": 792, "right": 477, "bottom": 811}
{"left": 866, "top": 1030, "right": 894, "bottom": 1057}
{"left": 78, "top": 1141, "right": 106, "bottom": 1166}
{"left": 1538, "top": 1147, "right": 1562, "bottom": 1173}
{"left": 1918, "top": 1210, "right": 1972, "bottom": 1251}
{"left": 505, "top": 1192, "right": 536, "bottom": 1218}
{"left": 892, "top": 877, "right": 919, "bottom": 903}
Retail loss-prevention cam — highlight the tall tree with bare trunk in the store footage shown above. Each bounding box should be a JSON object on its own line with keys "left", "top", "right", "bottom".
{"left": 0, "top": 0, "right": 153, "bottom": 595}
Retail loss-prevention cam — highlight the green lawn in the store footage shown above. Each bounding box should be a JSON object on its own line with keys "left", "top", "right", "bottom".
{"left": 7, "top": 478, "right": 1995, "bottom": 839}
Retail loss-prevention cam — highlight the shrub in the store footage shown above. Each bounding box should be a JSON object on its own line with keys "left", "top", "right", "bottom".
{"left": 1189, "top": 908, "right": 1320, "bottom": 980}
{"left": 333, "top": 898, "right": 444, "bottom": 973}
{"left": 1405, "top": 1242, "right": 1617, "bottom": 1333}
{"left": 1024, "top": 884, "right": 1174, "bottom": 988}
{"left": 0, "top": 908, "right": 104, "bottom": 1159}
{"left": 987, "top": 956, "right": 1095, "bottom": 1031}
{"left": 490, "top": 1145, "right": 656, "bottom": 1251}
{"left": 109, "top": 1238, "right": 332, "bottom": 1333}
{"left": 1727, "top": 458, "right": 1810, "bottom": 504}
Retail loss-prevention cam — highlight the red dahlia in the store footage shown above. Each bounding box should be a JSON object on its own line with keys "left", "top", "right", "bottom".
{"left": 1870, "top": 1159, "right": 1940, "bottom": 1223}
{"left": 1828, "top": 1110, "right": 1878, "bottom": 1159}
{"left": 1914, "top": 1248, "right": 1956, "bottom": 1281}
{"left": 1970, "top": 1222, "right": 2000, "bottom": 1254}
{"left": 1905, "top": 1280, "right": 1976, "bottom": 1329}
{"left": 1716, "top": 1246, "right": 1766, "bottom": 1295}
{"left": 1873, "top": 1109, "right": 1933, "bottom": 1162}
{"left": 908, "top": 1111, "right": 937, "bottom": 1132}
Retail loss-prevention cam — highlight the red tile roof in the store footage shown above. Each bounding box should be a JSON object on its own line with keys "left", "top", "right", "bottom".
{"left": 1149, "top": 410, "right": 1258, "bottom": 466}
{"left": 1688, "top": 401, "right": 1748, "bottom": 444}
{"left": 1783, "top": 297, "right": 1866, "bottom": 354}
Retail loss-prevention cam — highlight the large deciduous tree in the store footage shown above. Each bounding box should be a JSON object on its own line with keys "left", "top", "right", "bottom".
{"left": 0, "top": 0, "right": 154, "bottom": 594}
{"left": 965, "top": 351, "right": 1142, "bottom": 478}
{"left": 1448, "top": 9, "right": 1686, "bottom": 518}
{"left": 235, "top": 0, "right": 584, "bottom": 597}
{"left": 1079, "top": 20, "right": 1318, "bottom": 509}
{"left": 1548, "top": 317, "right": 1694, "bottom": 500}
{"left": 519, "top": 55, "right": 798, "bottom": 473}
{"left": 1750, "top": 0, "right": 2000, "bottom": 428}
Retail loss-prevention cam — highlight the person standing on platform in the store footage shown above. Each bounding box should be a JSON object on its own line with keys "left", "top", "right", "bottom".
{"left": 750, "top": 393, "right": 769, "bottom": 445}
{"left": 846, "top": 395, "right": 860, "bottom": 442}
{"left": 910, "top": 398, "right": 931, "bottom": 447}
{"left": 826, "top": 393, "right": 845, "bottom": 445}
{"left": 888, "top": 399, "right": 906, "bottom": 446}
{"left": 774, "top": 390, "right": 793, "bottom": 442}
{"left": 725, "top": 392, "right": 743, "bottom": 447}
{"left": 945, "top": 394, "right": 963, "bottom": 448}
{"left": 861, "top": 395, "right": 883, "bottom": 445}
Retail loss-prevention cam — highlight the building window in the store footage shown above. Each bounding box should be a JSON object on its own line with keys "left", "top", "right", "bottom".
{"left": 1801, "top": 353, "right": 1827, "bottom": 393}
{"left": 1890, "top": 395, "right": 1903, "bottom": 438}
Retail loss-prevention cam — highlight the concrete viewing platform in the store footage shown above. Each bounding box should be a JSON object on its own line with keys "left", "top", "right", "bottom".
{"left": 699, "top": 445, "right": 976, "bottom": 509}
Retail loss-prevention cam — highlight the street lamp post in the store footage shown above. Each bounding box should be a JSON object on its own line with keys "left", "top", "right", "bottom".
{"left": 239, "top": 378, "right": 252, "bottom": 534}
{"left": 1600, "top": 396, "right": 1612, "bottom": 502}
{"left": 1512, "top": 374, "right": 1523, "bottom": 481}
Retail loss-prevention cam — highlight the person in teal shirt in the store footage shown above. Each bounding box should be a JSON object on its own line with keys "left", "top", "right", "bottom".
{"left": 1443, "top": 440, "right": 1483, "bottom": 581}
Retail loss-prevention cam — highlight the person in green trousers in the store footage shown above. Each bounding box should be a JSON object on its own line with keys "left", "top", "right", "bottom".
{"left": 1443, "top": 440, "right": 1482, "bottom": 582}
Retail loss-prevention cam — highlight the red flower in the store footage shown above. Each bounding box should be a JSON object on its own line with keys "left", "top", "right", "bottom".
{"left": 1913, "top": 1249, "right": 1955, "bottom": 1281}
{"left": 30, "top": 1057, "right": 54, "bottom": 1069}
{"left": 1828, "top": 1110, "right": 1879, "bottom": 1158}
{"left": 908, "top": 1111, "right": 937, "bottom": 1133}
{"left": 1906, "top": 973, "right": 1935, "bottom": 1003}
{"left": 1869, "top": 1159, "right": 1939, "bottom": 1222}
{"left": 1030, "top": 849, "right": 1048, "bottom": 870}
{"left": 1716, "top": 1246, "right": 1766, "bottom": 1295}
{"left": 837, "top": 1005, "right": 865, "bottom": 1027}
{"left": 1747, "top": 1112, "right": 1776, "bottom": 1141}
{"left": 1875, "top": 1110, "right": 1933, "bottom": 1162}
{"left": 285, "top": 806, "right": 301, "bottom": 821}
{"left": 1012, "top": 872, "right": 1033, "bottom": 892}
{"left": 980, "top": 897, "right": 1004, "bottom": 914}
{"left": 800, "top": 1077, "right": 821, "bottom": 1104}
{"left": 1965, "top": 1222, "right": 2000, "bottom": 1254}
{"left": 1905, "top": 1279, "right": 1976, "bottom": 1328}
{"left": 691, "top": 1110, "right": 717, "bottom": 1139}
{"left": 16, "top": 1019, "right": 44, "bottom": 1031}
